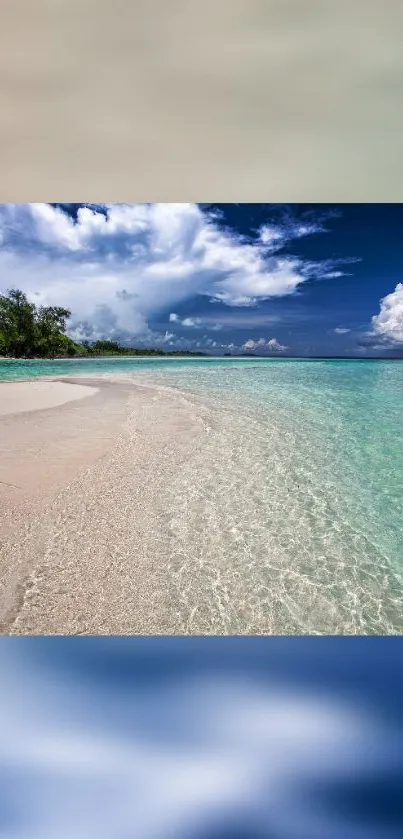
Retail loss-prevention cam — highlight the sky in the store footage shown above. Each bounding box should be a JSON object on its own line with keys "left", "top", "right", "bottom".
{"left": 0, "top": 636, "right": 402, "bottom": 839}
{"left": 0, "top": 203, "right": 403, "bottom": 357}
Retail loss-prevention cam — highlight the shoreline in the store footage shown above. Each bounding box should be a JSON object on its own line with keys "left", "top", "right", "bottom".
{"left": 0, "top": 375, "right": 205, "bottom": 634}
{"left": 2, "top": 371, "right": 402, "bottom": 635}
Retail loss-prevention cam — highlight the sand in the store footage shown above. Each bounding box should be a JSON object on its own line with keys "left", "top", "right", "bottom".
{"left": 0, "top": 376, "right": 204, "bottom": 634}
{"left": 0, "top": 380, "right": 99, "bottom": 416}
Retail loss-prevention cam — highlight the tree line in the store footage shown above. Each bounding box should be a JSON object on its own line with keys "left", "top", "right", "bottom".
{"left": 0, "top": 289, "right": 206, "bottom": 358}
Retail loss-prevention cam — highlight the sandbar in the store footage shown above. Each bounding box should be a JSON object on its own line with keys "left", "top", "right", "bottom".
{"left": 0, "top": 379, "right": 98, "bottom": 416}
{"left": 0, "top": 375, "right": 204, "bottom": 634}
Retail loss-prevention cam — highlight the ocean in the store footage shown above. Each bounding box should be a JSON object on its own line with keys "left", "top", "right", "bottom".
{"left": 1, "top": 357, "right": 402, "bottom": 634}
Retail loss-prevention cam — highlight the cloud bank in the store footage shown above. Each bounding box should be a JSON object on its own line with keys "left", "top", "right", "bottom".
{"left": 0, "top": 204, "right": 347, "bottom": 345}
{"left": 243, "top": 337, "right": 288, "bottom": 353}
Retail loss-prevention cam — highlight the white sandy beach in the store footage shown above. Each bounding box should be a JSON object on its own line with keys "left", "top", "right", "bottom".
{"left": 0, "top": 380, "right": 99, "bottom": 416}
{"left": 0, "top": 376, "right": 204, "bottom": 634}
{"left": 2, "top": 369, "right": 403, "bottom": 636}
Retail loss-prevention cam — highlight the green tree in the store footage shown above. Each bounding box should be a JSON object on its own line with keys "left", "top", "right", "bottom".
{"left": 0, "top": 289, "right": 75, "bottom": 358}
{"left": 53, "top": 333, "right": 84, "bottom": 356}
{"left": 91, "top": 340, "right": 121, "bottom": 354}
{"left": 35, "top": 304, "right": 72, "bottom": 357}
{"left": 0, "top": 288, "right": 208, "bottom": 359}
{"left": 0, "top": 289, "right": 36, "bottom": 357}
{"left": 0, "top": 330, "right": 7, "bottom": 355}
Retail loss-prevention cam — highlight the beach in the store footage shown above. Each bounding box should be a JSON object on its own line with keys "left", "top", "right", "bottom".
{"left": 0, "top": 379, "right": 100, "bottom": 416}
{"left": 1, "top": 359, "right": 403, "bottom": 635}
{"left": 0, "top": 376, "right": 204, "bottom": 634}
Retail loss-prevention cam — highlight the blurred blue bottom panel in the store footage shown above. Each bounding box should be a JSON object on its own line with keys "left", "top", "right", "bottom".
{"left": 0, "top": 637, "right": 402, "bottom": 839}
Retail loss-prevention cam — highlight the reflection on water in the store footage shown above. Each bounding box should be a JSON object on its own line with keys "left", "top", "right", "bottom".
{"left": 130, "top": 361, "right": 403, "bottom": 634}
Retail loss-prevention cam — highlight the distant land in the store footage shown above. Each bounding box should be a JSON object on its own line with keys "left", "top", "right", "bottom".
{"left": 0, "top": 289, "right": 207, "bottom": 359}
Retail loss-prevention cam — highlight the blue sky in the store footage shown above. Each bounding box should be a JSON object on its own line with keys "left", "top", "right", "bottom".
{"left": 0, "top": 203, "right": 402, "bottom": 356}
{"left": 0, "top": 637, "right": 402, "bottom": 839}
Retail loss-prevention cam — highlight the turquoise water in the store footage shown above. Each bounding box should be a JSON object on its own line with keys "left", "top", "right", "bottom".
{"left": 0, "top": 354, "right": 331, "bottom": 380}
{"left": 1, "top": 357, "right": 402, "bottom": 633}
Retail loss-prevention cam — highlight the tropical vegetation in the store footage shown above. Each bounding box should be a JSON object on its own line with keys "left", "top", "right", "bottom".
{"left": 0, "top": 289, "right": 206, "bottom": 358}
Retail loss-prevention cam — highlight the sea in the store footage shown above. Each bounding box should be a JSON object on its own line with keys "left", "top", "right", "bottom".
{"left": 1, "top": 356, "right": 402, "bottom": 634}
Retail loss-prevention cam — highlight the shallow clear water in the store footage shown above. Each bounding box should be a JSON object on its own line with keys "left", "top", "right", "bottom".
{"left": 1, "top": 357, "right": 402, "bottom": 634}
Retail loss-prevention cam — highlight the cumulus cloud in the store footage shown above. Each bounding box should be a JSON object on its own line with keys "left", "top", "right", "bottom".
{"left": 371, "top": 283, "right": 403, "bottom": 344}
{"left": 181, "top": 317, "right": 202, "bottom": 328}
{"left": 0, "top": 204, "right": 349, "bottom": 342}
{"left": 267, "top": 338, "right": 288, "bottom": 351}
{"left": 243, "top": 337, "right": 288, "bottom": 353}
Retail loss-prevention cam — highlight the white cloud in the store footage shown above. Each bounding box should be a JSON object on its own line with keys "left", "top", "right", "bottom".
{"left": 161, "top": 330, "right": 175, "bottom": 343}
{"left": 371, "top": 282, "right": 403, "bottom": 344}
{"left": 0, "top": 204, "right": 341, "bottom": 342}
{"left": 267, "top": 338, "right": 288, "bottom": 351}
{"left": 259, "top": 219, "right": 325, "bottom": 252}
{"left": 334, "top": 327, "right": 351, "bottom": 334}
{"left": 169, "top": 312, "right": 221, "bottom": 330}
{"left": 243, "top": 337, "right": 288, "bottom": 352}
{"left": 181, "top": 317, "right": 202, "bottom": 327}
{"left": 259, "top": 226, "right": 284, "bottom": 248}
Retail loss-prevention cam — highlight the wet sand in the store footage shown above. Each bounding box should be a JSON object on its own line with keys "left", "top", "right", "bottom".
{"left": 0, "top": 376, "right": 204, "bottom": 634}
